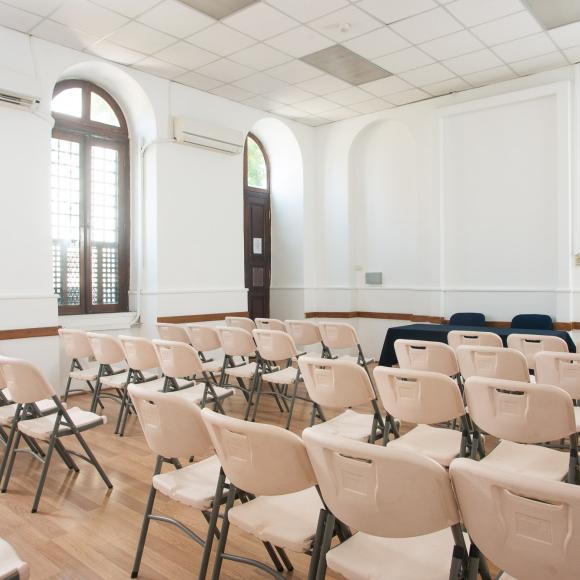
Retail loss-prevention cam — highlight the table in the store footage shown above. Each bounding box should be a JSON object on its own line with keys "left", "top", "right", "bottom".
{"left": 378, "top": 324, "right": 577, "bottom": 367}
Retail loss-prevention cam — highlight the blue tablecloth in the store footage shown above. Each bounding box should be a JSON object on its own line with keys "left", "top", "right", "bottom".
{"left": 378, "top": 324, "right": 577, "bottom": 367}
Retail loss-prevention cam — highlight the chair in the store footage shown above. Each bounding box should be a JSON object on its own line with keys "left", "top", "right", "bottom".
{"left": 450, "top": 457, "right": 580, "bottom": 580}
{"left": 449, "top": 312, "right": 486, "bottom": 326}
{"left": 251, "top": 329, "right": 305, "bottom": 428}
{"left": 225, "top": 316, "right": 256, "bottom": 333}
{"left": 507, "top": 333, "right": 568, "bottom": 372}
{"left": 317, "top": 322, "right": 374, "bottom": 376}
{"left": 298, "top": 356, "right": 397, "bottom": 443}
{"left": 374, "top": 367, "right": 471, "bottom": 465}
{"left": 255, "top": 318, "right": 287, "bottom": 332}
{"left": 200, "top": 408, "right": 325, "bottom": 580}
{"left": 464, "top": 376, "right": 578, "bottom": 483}
{"left": 129, "top": 384, "right": 225, "bottom": 579}
{"left": 156, "top": 322, "right": 191, "bottom": 344}
{"left": 447, "top": 330, "right": 502, "bottom": 350}
{"left": 302, "top": 428, "right": 472, "bottom": 580}
{"left": 395, "top": 339, "right": 460, "bottom": 378}
{"left": 285, "top": 319, "right": 330, "bottom": 358}
{"left": 186, "top": 324, "right": 224, "bottom": 378}
{"left": 511, "top": 313, "right": 553, "bottom": 330}
{"left": 152, "top": 339, "right": 233, "bottom": 413}
{"left": 0, "top": 537, "right": 29, "bottom": 579}
{"left": 456, "top": 345, "right": 530, "bottom": 382}
{"left": 0, "top": 356, "right": 112, "bottom": 513}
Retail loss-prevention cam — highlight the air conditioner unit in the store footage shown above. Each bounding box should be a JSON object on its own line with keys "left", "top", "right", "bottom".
{"left": 0, "top": 89, "right": 40, "bottom": 110}
{"left": 173, "top": 116, "right": 244, "bottom": 155}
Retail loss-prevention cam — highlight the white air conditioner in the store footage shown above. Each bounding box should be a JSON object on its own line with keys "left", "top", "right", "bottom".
{"left": 173, "top": 116, "right": 244, "bottom": 155}
{"left": 0, "top": 89, "right": 40, "bottom": 110}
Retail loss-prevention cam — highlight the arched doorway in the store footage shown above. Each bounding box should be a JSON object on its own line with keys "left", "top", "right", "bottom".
{"left": 243, "top": 132, "right": 270, "bottom": 319}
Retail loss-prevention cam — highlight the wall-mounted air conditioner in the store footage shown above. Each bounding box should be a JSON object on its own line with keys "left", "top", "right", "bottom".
{"left": 0, "top": 89, "right": 40, "bottom": 110}
{"left": 173, "top": 116, "right": 244, "bottom": 155}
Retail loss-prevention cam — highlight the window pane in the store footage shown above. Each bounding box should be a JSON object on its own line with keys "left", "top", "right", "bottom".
{"left": 90, "top": 145, "right": 120, "bottom": 305}
{"left": 90, "top": 92, "right": 120, "bottom": 127}
{"left": 246, "top": 137, "right": 267, "bottom": 189}
{"left": 51, "top": 88, "right": 82, "bottom": 118}
{"left": 51, "top": 137, "right": 81, "bottom": 307}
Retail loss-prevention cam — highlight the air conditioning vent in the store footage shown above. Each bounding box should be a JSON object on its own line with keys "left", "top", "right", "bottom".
{"left": 173, "top": 116, "right": 244, "bottom": 155}
{"left": 0, "top": 90, "right": 40, "bottom": 110}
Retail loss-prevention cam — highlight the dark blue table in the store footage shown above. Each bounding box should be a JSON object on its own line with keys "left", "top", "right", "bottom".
{"left": 379, "top": 324, "right": 577, "bottom": 367}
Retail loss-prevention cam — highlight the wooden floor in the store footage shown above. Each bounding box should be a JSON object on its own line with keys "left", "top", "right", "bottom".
{"left": 0, "top": 375, "right": 508, "bottom": 580}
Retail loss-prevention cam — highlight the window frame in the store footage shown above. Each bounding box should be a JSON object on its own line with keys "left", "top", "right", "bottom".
{"left": 243, "top": 132, "right": 270, "bottom": 194}
{"left": 51, "top": 80, "right": 130, "bottom": 315}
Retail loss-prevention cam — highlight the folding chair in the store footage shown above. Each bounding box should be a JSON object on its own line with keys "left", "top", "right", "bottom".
{"left": 285, "top": 320, "right": 331, "bottom": 358}
{"left": 200, "top": 408, "right": 326, "bottom": 580}
{"left": 303, "top": 428, "right": 473, "bottom": 580}
{"left": 448, "top": 312, "right": 486, "bottom": 326}
{"left": 507, "top": 333, "right": 568, "bottom": 372}
{"left": 0, "top": 537, "right": 29, "bottom": 580}
{"left": 395, "top": 339, "right": 460, "bottom": 378}
{"left": 186, "top": 324, "right": 224, "bottom": 380}
{"left": 156, "top": 322, "right": 191, "bottom": 344}
{"left": 447, "top": 330, "right": 502, "bottom": 351}
{"left": 255, "top": 318, "right": 287, "bottom": 332}
{"left": 451, "top": 457, "right": 580, "bottom": 580}
{"left": 299, "top": 356, "right": 398, "bottom": 443}
{"left": 129, "top": 385, "right": 227, "bottom": 579}
{"left": 464, "top": 376, "right": 578, "bottom": 483}
{"left": 511, "top": 313, "right": 553, "bottom": 330}
{"left": 374, "top": 367, "right": 473, "bottom": 464}
{"left": 0, "top": 356, "right": 112, "bottom": 513}
{"left": 225, "top": 316, "right": 256, "bottom": 333}
{"left": 456, "top": 345, "right": 530, "bottom": 382}
{"left": 317, "top": 322, "right": 373, "bottom": 377}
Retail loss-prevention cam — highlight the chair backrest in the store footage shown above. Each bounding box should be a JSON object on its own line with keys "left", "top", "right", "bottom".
{"left": 506, "top": 333, "right": 568, "bottom": 371}
{"left": 536, "top": 351, "right": 580, "bottom": 399}
{"left": 511, "top": 313, "right": 553, "bottom": 330}
{"left": 0, "top": 356, "right": 55, "bottom": 404}
{"left": 153, "top": 339, "right": 203, "bottom": 379}
{"left": 374, "top": 367, "right": 465, "bottom": 425}
{"left": 156, "top": 323, "right": 191, "bottom": 344}
{"left": 129, "top": 383, "right": 213, "bottom": 458}
{"left": 395, "top": 339, "right": 459, "bottom": 376}
{"left": 215, "top": 326, "right": 256, "bottom": 357}
{"left": 119, "top": 335, "right": 159, "bottom": 372}
{"left": 298, "top": 356, "right": 376, "bottom": 410}
{"left": 449, "top": 312, "right": 486, "bottom": 326}
{"left": 285, "top": 320, "right": 323, "bottom": 348}
{"left": 255, "top": 318, "right": 287, "bottom": 332}
{"left": 58, "top": 328, "right": 93, "bottom": 359}
{"left": 447, "top": 330, "right": 503, "bottom": 351}
{"left": 456, "top": 345, "right": 529, "bottom": 382}
{"left": 318, "top": 321, "right": 359, "bottom": 350}
{"left": 303, "top": 428, "right": 460, "bottom": 538}
{"left": 201, "top": 408, "right": 316, "bottom": 496}
{"left": 450, "top": 458, "right": 580, "bottom": 580}
{"left": 225, "top": 316, "right": 256, "bottom": 333}
{"left": 87, "top": 332, "right": 126, "bottom": 365}
{"left": 252, "top": 329, "right": 298, "bottom": 361}
{"left": 464, "top": 376, "right": 576, "bottom": 443}
{"left": 186, "top": 324, "right": 221, "bottom": 352}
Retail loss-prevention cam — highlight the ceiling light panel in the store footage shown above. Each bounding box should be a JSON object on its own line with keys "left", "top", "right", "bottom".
{"left": 525, "top": 0, "right": 580, "bottom": 30}
{"left": 177, "top": 0, "right": 258, "bottom": 20}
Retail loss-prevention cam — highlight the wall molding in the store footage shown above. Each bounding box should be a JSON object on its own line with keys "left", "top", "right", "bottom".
{"left": 136, "top": 288, "right": 248, "bottom": 296}
{"left": 157, "top": 311, "right": 249, "bottom": 324}
{"left": 0, "top": 326, "right": 60, "bottom": 340}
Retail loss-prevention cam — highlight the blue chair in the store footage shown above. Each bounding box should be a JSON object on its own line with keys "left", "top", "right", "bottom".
{"left": 511, "top": 314, "right": 553, "bottom": 330}
{"left": 449, "top": 312, "right": 486, "bottom": 326}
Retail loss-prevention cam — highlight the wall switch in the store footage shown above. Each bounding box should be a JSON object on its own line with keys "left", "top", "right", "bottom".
{"left": 365, "top": 272, "right": 382, "bottom": 285}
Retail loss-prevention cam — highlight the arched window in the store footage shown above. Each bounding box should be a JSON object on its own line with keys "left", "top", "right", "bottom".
{"left": 243, "top": 133, "right": 271, "bottom": 318}
{"left": 51, "top": 80, "right": 129, "bottom": 315}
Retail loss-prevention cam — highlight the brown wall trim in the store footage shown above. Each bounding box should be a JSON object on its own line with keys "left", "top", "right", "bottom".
{"left": 0, "top": 326, "right": 60, "bottom": 340}
{"left": 157, "top": 311, "right": 249, "bottom": 324}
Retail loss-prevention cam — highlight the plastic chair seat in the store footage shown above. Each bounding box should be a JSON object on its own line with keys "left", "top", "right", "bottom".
{"left": 326, "top": 528, "right": 469, "bottom": 580}
{"left": 575, "top": 407, "right": 580, "bottom": 432}
{"left": 340, "top": 354, "right": 374, "bottom": 365}
{"left": 482, "top": 440, "right": 569, "bottom": 481}
{"left": 291, "top": 351, "right": 323, "bottom": 363}
{"left": 100, "top": 371, "right": 157, "bottom": 389}
{"left": 70, "top": 363, "right": 126, "bottom": 382}
{"left": 170, "top": 385, "right": 234, "bottom": 404}
{"left": 201, "top": 359, "right": 222, "bottom": 373}
{"left": 261, "top": 366, "right": 299, "bottom": 385}
{"left": 311, "top": 409, "right": 376, "bottom": 441}
{"left": 228, "top": 487, "right": 322, "bottom": 553}
{"left": 387, "top": 424, "right": 463, "bottom": 467}
{"left": 0, "top": 538, "right": 29, "bottom": 580}
{"left": 152, "top": 455, "right": 221, "bottom": 510}
{"left": 0, "top": 399, "right": 61, "bottom": 426}
{"left": 18, "top": 407, "right": 106, "bottom": 440}
{"left": 225, "top": 362, "right": 258, "bottom": 379}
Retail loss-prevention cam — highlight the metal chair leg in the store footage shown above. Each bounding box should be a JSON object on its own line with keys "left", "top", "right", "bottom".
{"left": 0, "top": 430, "right": 21, "bottom": 493}
{"left": 31, "top": 417, "right": 61, "bottom": 513}
{"left": 210, "top": 482, "right": 237, "bottom": 580}
{"left": 308, "top": 509, "right": 329, "bottom": 580}
{"left": 315, "top": 512, "right": 335, "bottom": 580}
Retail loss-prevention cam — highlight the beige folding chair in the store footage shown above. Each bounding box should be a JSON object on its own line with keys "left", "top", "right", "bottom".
{"left": 285, "top": 320, "right": 330, "bottom": 358}
{"left": 156, "top": 322, "right": 191, "bottom": 344}
{"left": 507, "top": 333, "right": 568, "bottom": 372}
{"left": 0, "top": 537, "right": 29, "bottom": 580}
{"left": 465, "top": 376, "right": 578, "bottom": 483}
{"left": 225, "top": 316, "right": 256, "bottom": 333}
{"left": 318, "top": 322, "right": 374, "bottom": 376}
{"left": 0, "top": 356, "right": 112, "bottom": 513}
{"left": 299, "top": 356, "right": 398, "bottom": 443}
{"left": 447, "top": 330, "right": 502, "bottom": 351}
{"left": 374, "top": 367, "right": 472, "bottom": 464}
{"left": 457, "top": 345, "right": 530, "bottom": 382}
{"left": 201, "top": 408, "right": 325, "bottom": 580}
{"left": 395, "top": 339, "right": 460, "bottom": 378}
{"left": 303, "top": 428, "right": 473, "bottom": 580}
{"left": 255, "top": 318, "right": 287, "bottom": 332}
{"left": 451, "top": 457, "right": 580, "bottom": 580}
{"left": 186, "top": 324, "right": 224, "bottom": 379}
{"left": 129, "top": 385, "right": 226, "bottom": 579}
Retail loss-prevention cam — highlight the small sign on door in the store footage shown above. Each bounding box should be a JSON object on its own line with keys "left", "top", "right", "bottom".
{"left": 253, "top": 237, "right": 263, "bottom": 254}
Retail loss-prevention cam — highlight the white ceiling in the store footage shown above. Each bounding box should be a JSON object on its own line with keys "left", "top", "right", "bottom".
{"left": 1, "top": 0, "right": 580, "bottom": 126}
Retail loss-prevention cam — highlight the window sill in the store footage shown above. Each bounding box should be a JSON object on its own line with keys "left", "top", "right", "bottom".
{"left": 58, "top": 312, "right": 137, "bottom": 331}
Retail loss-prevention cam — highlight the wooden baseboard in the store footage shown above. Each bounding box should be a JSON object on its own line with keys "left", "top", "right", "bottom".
{"left": 157, "top": 311, "right": 249, "bottom": 324}
{"left": 0, "top": 326, "right": 60, "bottom": 340}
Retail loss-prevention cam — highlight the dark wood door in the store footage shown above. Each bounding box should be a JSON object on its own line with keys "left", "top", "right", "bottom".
{"left": 244, "top": 190, "right": 271, "bottom": 319}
